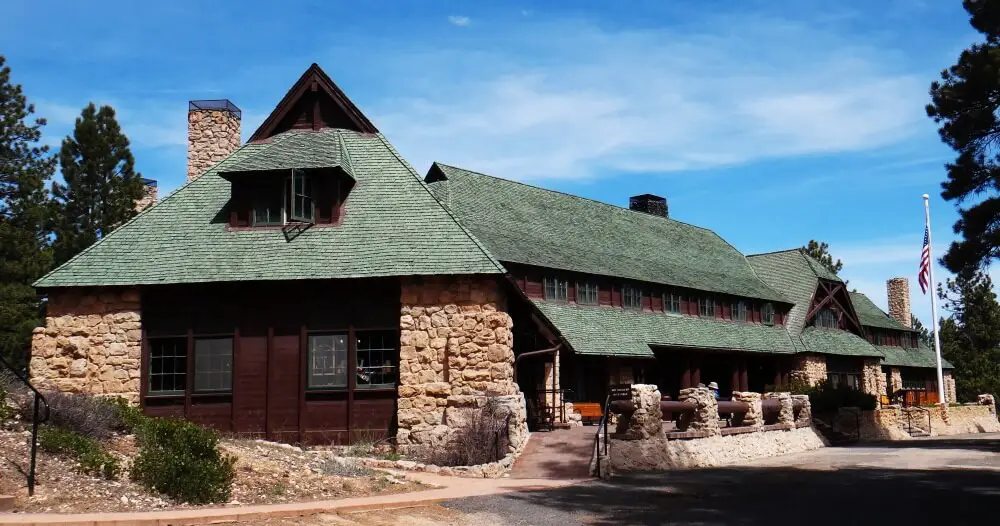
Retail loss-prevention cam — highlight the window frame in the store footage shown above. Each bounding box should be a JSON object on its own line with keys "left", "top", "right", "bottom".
{"left": 815, "top": 308, "right": 838, "bottom": 329}
{"left": 698, "top": 296, "right": 715, "bottom": 317}
{"left": 577, "top": 281, "right": 599, "bottom": 305}
{"left": 762, "top": 303, "right": 775, "bottom": 325}
{"left": 307, "top": 332, "right": 350, "bottom": 390}
{"left": 664, "top": 291, "right": 682, "bottom": 314}
{"left": 192, "top": 337, "right": 233, "bottom": 394}
{"left": 622, "top": 284, "right": 643, "bottom": 310}
{"left": 147, "top": 336, "right": 188, "bottom": 396}
{"left": 543, "top": 277, "right": 569, "bottom": 302}
{"left": 289, "top": 168, "right": 315, "bottom": 223}
{"left": 731, "top": 300, "right": 747, "bottom": 322}
{"left": 355, "top": 330, "right": 398, "bottom": 390}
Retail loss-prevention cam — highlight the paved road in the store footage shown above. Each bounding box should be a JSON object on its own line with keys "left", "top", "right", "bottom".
{"left": 442, "top": 434, "right": 1000, "bottom": 526}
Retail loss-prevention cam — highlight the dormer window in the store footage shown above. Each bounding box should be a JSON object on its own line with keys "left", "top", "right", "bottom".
{"left": 227, "top": 168, "right": 352, "bottom": 228}
{"left": 815, "top": 308, "right": 838, "bottom": 329}
{"left": 762, "top": 303, "right": 775, "bottom": 325}
{"left": 731, "top": 300, "right": 747, "bottom": 322}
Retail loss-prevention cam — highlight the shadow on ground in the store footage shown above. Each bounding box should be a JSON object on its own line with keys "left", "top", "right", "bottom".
{"left": 856, "top": 437, "right": 1000, "bottom": 452}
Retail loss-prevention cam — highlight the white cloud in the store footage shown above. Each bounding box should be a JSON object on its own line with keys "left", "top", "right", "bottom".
{"left": 448, "top": 15, "right": 471, "bottom": 27}
{"left": 372, "top": 17, "right": 926, "bottom": 180}
{"left": 36, "top": 98, "right": 186, "bottom": 150}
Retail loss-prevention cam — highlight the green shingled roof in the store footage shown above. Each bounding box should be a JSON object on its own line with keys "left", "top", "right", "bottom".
{"left": 533, "top": 301, "right": 798, "bottom": 357}
{"left": 747, "top": 249, "right": 839, "bottom": 334}
{"left": 427, "top": 163, "right": 788, "bottom": 303}
{"left": 219, "top": 130, "right": 356, "bottom": 179}
{"left": 849, "top": 291, "right": 915, "bottom": 332}
{"left": 34, "top": 129, "right": 503, "bottom": 288}
{"left": 878, "top": 345, "right": 954, "bottom": 369}
{"left": 799, "top": 327, "right": 883, "bottom": 358}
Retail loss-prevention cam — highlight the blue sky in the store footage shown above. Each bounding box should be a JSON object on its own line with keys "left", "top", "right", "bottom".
{"left": 0, "top": 0, "right": 981, "bottom": 323}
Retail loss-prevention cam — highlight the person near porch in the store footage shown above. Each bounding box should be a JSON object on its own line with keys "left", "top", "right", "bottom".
{"left": 708, "top": 381, "right": 720, "bottom": 400}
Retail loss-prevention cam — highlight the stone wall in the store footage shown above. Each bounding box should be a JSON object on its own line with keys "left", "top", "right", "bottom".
{"left": 732, "top": 391, "right": 763, "bottom": 429}
{"left": 678, "top": 387, "right": 720, "bottom": 435}
{"left": 792, "top": 394, "right": 812, "bottom": 425}
{"left": 943, "top": 371, "right": 957, "bottom": 404}
{"left": 764, "top": 392, "right": 794, "bottom": 426}
{"left": 396, "top": 277, "right": 525, "bottom": 453}
{"left": 886, "top": 277, "right": 912, "bottom": 328}
{"left": 853, "top": 407, "right": 910, "bottom": 441}
{"left": 889, "top": 368, "right": 902, "bottom": 395}
{"left": 791, "top": 354, "right": 826, "bottom": 386}
{"left": 187, "top": 106, "right": 241, "bottom": 182}
{"left": 614, "top": 384, "right": 662, "bottom": 440}
{"left": 861, "top": 358, "right": 885, "bottom": 402}
{"left": 29, "top": 288, "right": 142, "bottom": 401}
{"left": 135, "top": 181, "right": 157, "bottom": 213}
{"left": 933, "top": 404, "right": 1000, "bottom": 435}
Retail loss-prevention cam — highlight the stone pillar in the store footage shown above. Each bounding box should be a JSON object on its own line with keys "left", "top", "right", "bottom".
{"left": 979, "top": 394, "right": 997, "bottom": 417}
{"left": 29, "top": 288, "right": 142, "bottom": 402}
{"left": 943, "top": 371, "right": 957, "bottom": 404}
{"left": 397, "top": 277, "right": 519, "bottom": 447}
{"left": 886, "top": 278, "right": 912, "bottom": 328}
{"left": 791, "top": 354, "right": 826, "bottom": 386}
{"left": 187, "top": 100, "right": 241, "bottom": 182}
{"left": 889, "top": 368, "right": 902, "bottom": 396}
{"left": 679, "top": 387, "right": 720, "bottom": 435}
{"left": 792, "top": 394, "right": 812, "bottom": 425}
{"left": 135, "top": 179, "right": 157, "bottom": 213}
{"left": 861, "top": 359, "right": 885, "bottom": 403}
{"left": 764, "top": 392, "right": 794, "bottom": 427}
{"left": 731, "top": 391, "right": 762, "bottom": 429}
{"left": 614, "top": 384, "right": 662, "bottom": 440}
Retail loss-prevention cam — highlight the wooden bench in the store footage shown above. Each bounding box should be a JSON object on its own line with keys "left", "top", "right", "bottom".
{"left": 573, "top": 402, "right": 604, "bottom": 424}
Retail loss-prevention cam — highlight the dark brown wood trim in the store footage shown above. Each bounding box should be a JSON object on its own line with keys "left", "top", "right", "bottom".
{"left": 184, "top": 329, "right": 193, "bottom": 419}
{"left": 266, "top": 326, "right": 273, "bottom": 439}
{"left": 139, "top": 327, "right": 148, "bottom": 410}
{"left": 347, "top": 325, "right": 356, "bottom": 441}
{"left": 298, "top": 324, "right": 307, "bottom": 445}
{"left": 231, "top": 326, "right": 239, "bottom": 432}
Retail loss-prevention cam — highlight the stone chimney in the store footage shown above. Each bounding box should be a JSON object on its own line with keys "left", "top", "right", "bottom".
{"left": 187, "top": 100, "right": 242, "bottom": 182}
{"left": 629, "top": 194, "right": 668, "bottom": 218}
{"left": 886, "top": 277, "right": 912, "bottom": 328}
{"left": 135, "top": 178, "right": 158, "bottom": 213}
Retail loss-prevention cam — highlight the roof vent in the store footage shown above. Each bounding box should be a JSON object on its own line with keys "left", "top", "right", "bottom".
{"left": 629, "top": 194, "right": 668, "bottom": 218}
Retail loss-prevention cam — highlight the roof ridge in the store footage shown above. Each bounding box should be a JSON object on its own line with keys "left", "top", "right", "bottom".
{"left": 33, "top": 145, "right": 255, "bottom": 287}
{"left": 379, "top": 148, "right": 506, "bottom": 274}
{"left": 433, "top": 162, "right": 728, "bottom": 236}
{"left": 746, "top": 248, "right": 802, "bottom": 258}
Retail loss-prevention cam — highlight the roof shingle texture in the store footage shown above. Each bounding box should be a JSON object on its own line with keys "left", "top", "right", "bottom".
{"left": 878, "top": 345, "right": 954, "bottom": 369}
{"left": 533, "top": 301, "right": 798, "bottom": 357}
{"left": 747, "top": 250, "right": 839, "bottom": 334}
{"left": 35, "top": 130, "right": 503, "bottom": 288}
{"left": 428, "top": 164, "right": 787, "bottom": 303}
{"left": 850, "top": 291, "right": 915, "bottom": 332}
{"left": 799, "top": 327, "right": 883, "bottom": 358}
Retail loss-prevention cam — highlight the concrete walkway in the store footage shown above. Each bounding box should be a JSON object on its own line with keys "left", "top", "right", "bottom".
{"left": 1, "top": 473, "right": 580, "bottom": 526}
{"left": 510, "top": 426, "right": 596, "bottom": 479}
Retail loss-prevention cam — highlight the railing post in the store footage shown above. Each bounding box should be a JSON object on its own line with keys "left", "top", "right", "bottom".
{"left": 28, "top": 394, "right": 39, "bottom": 496}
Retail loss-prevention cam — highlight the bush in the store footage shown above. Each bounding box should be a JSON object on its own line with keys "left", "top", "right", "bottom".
{"left": 808, "top": 381, "right": 877, "bottom": 413}
{"left": 104, "top": 396, "right": 147, "bottom": 434}
{"left": 24, "top": 392, "right": 119, "bottom": 440}
{"left": 130, "top": 418, "right": 236, "bottom": 504}
{"left": 38, "top": 426, "right": 121, "bottom": 480}
{"left": 415, "top": 397, "right": 510, "bottom": 467}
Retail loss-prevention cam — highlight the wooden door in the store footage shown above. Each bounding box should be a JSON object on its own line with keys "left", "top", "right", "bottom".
{"left": 268, "top": 334, "right": 301, "bottom": 442}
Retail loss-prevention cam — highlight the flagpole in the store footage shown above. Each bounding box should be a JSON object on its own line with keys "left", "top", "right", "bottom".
{"left": 923, "top": 194, "right": 947, "bottom": 404}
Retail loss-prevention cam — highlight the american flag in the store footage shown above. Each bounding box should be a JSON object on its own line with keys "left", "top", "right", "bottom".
{"left": 918, "top": 226, "right": 931, "bottom": 294}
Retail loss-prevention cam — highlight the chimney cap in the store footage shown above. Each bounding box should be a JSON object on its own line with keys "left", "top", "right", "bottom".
{"left": 140, "top": 178, "right": 157, "bottom": 188}
{"left": 630, "top": 193, "right": 666, "bottom": 203}
{"left": 189, "top": 99, "right": 241, "bottom": 119}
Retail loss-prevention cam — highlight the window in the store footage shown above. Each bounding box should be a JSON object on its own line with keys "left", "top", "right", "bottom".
{"left": 544, "top": 277, "right": 568, "bottom": 301}
{"left": 664, "top": 292, "right": 682, "bottom": 313}
{"left": 308, "top": 334, "right": 348, "bottom": 388}
{"left": 762, "top": 303, "right": 775, "bottom": 325}
{"left": 873, "top": 331, "right": 884, "bottom": 346}
{"left": 815, "top": 308, "right": 838, "bottom": 329}
{"left": 356, "top": 331, "right": 397, "bottom": 388}
{"left": 251, "top": 177, "right": 284, "bottom": 226}
{"left": 623, "top": 284, "right": 642, "bottom": 309}
{"left": 290, "top": 169, "right": 314, "bottom": 222}
{"left": 698, "top": 296, "right": 715, "bottom": 317}
{"left": 577, "top": 281, "right": 599, "bottom": 305}
{"left": 148, "top": 337, "right": 187, "bottom": 394}
{"left": 731, "top": 300, "right": 747, "bottom": 322}
{"left": 193, "top": 337, "right": 233, "bottom": 392}
{"left": 827, "top": 372, "right": 861, "bottom": 390}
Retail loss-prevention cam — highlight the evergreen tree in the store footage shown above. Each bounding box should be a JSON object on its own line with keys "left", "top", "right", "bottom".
{"left": 927, "top": 0, "right": 1000, "bottom": 272}
{"left": 910, "top": 314, "right": 932, "bottom": 346}
{"left": 0, "top": 55, "right": 55, "bottom": 366}
{"left": 52, "top": 103, "right": 144, "bottom": 265}
{"left": 800, "top": 240, "right": 843, "bottom": 276}
{"left": 937, "top": 270, "right": 1000, "bottom": 401}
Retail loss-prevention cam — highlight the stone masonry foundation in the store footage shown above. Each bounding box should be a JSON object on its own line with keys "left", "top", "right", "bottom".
{"left": 791, "top": 354, "right": 826, "bottom": 386}
{"left": 29, "top": 288, "right": 142, "bottom": 402}
{"left": 396, "top": 277, "right": 526, "bottom": 453}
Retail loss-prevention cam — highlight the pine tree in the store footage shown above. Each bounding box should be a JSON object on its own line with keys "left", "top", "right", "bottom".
{"left": 52, "top": 103, "right": 144, "bottom": 265}
{"left": 937, "top": 270, "right": 1000, "bottom": 401}
{"left": 800, "top": 240, "right": 843, "bottom": 276}
{"left": 910, "top": 314, "right": 931, "bottom": 346}
{"left": 927, "top": 0, "right": 1000, "bottom": 272}
{"left": 0, "top": 55, "right": 55, "bottom": 366}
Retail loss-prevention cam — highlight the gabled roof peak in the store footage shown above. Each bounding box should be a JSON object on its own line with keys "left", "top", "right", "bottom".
{"left": 249, "top": 64, "right": 378, "bottom": 142}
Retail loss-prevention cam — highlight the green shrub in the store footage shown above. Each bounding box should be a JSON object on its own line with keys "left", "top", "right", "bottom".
{"left": 130, "top": 418, "right": 236, "bottom": 504}
{"left": 103, "top": 396, "right": 148, "bottom": 434}
{"left": 38, "top": 426, "right": 121, "bottom": 480}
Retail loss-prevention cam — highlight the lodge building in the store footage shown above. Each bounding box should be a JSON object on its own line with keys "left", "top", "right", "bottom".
{"left": 28, "top": 64, "right": 953, "bottom": 445}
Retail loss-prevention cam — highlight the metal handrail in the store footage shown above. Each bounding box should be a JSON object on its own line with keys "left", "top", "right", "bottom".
{"left": 0, "top": 354, "right": 50, "bottom": 496}
{"left": 594, "top": 394, "right": 611, "bottom": 478}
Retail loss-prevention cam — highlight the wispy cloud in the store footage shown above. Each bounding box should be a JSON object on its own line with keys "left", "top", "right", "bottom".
{"left": 447, "top": 15, "right": 471, "bottom": 27}
{"left": 373, "top": 16, "right": 927, "bottom": 180}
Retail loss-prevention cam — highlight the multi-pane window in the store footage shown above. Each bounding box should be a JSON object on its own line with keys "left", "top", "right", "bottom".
{"left": 623, "top": 284, "right": 642, "bottom": 309}
{"left": 698, "top": 296, "right": 715, "bottom": 317}
{"left": 148, "top": 337, "right": 187, "bottom": 394}
{"left": 308, "top": 334, "right": 348, "bottom": 388}
{"left": 873, "top": 331, "right": 884, "bottom": 345}
{"left": 762, "top": 303, "right": 775, "bottom": 325}
{"left": 193, "top": 337, "right": 233, "bottom": 392}
{"left": 664, "top": 292, "right": 682, "bottom": 313}
{"left": 251, "top": 177, "right": 284, "bottom": 226}
{"left": 543, "top": 277, "right": 568, "bottom": 301}
{"left": 290, "top": 169, "right": 315, "bottom": 222}
{"left": 577, "top": 281, "right": 599, "bottom": 305}
{"left": 731, "top": 300, "right": 747, "bottom": 322}
{"left": 356, "top": 330, "right": 397, "bottom": 388}
{"left": 815, "top": 308, "right": 838, "bottom": 329}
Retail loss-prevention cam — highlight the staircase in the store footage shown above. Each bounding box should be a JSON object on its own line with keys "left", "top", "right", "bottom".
{"left": 812, "top": 418, "right": 857, "bottom": 445}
